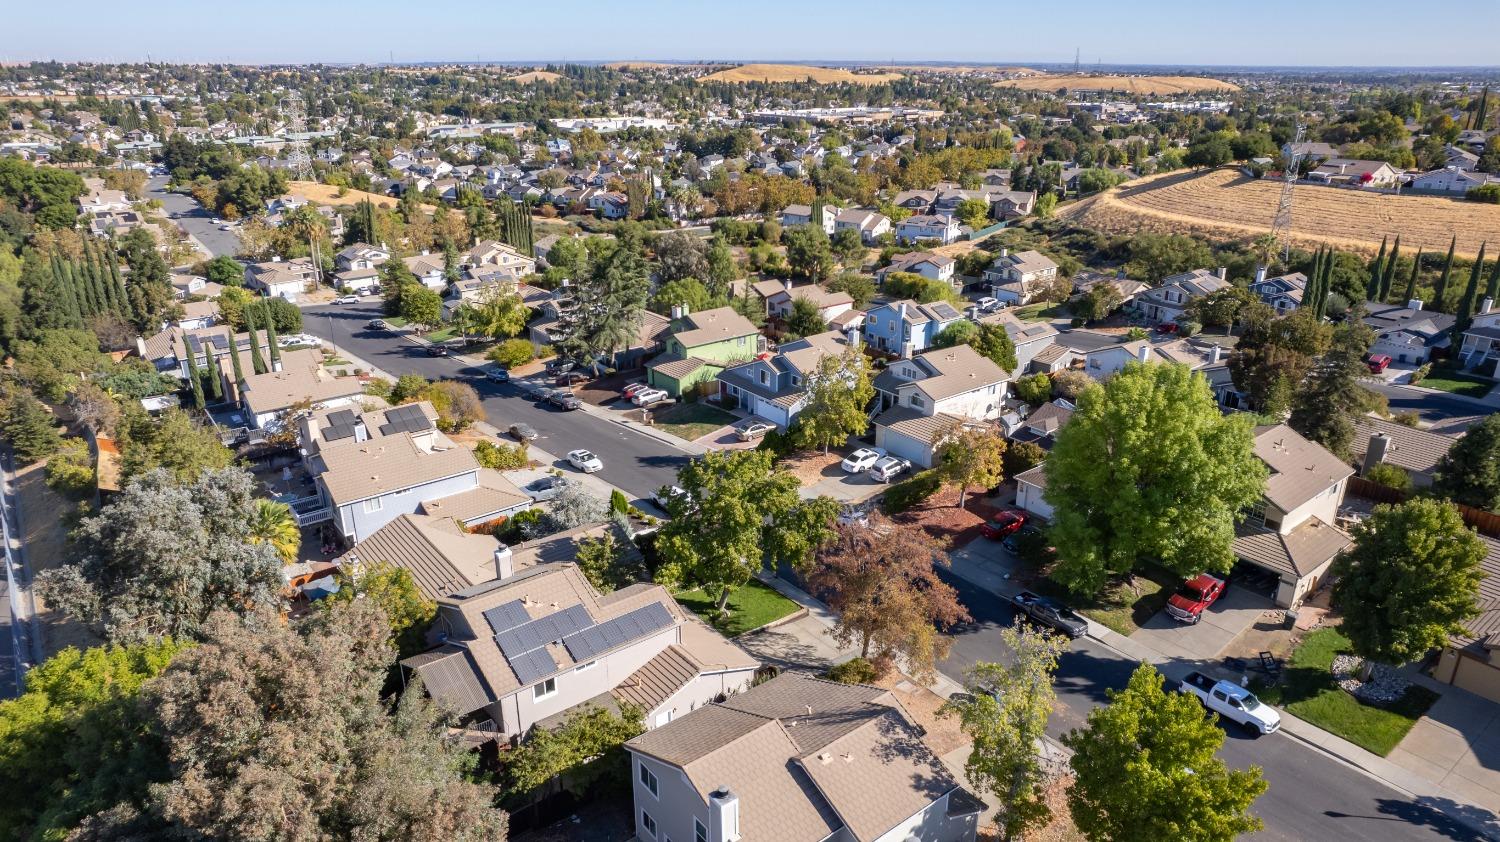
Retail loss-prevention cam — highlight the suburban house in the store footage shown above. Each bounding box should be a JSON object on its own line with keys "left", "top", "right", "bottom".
{"left": 1306, "top": 158, "right": 1401, "bottom": 188}
{"left": 403, "top": 252, "right": 448, "bottom": 290}
{"left": 1249, "top": 270, "right": 1307, "bottom": 313}
{"left": 590, "top": 191, "right": 630, "bottom": 219}
{"left": 1134, "top": 268, "right": 1231, "bottom": 324}
{"left": 1014, "top": 464, "right": 1052, "bottom": 519}
{"left": 1350, "top": 416, "right": 1457, "bottom": 489}
{"left": 1005, "top": 399, "right": 1074, "bottom": 451}
{"left": 895, "top": 214, "right": 961, "bottom": 245}
{"left": 646, "top": 306, "right": 762, "bottom": 397}
{"left": 403, "top": 562, "right": 759, "bottom": 742}
{"left": 872, "top": 343, "right": 1011, "bottom": 468}
{"left": 780, "top": 203, "right": 839, "bottom": 234}
{"left": 236, "top": 347, "right": 365, "bottom": 429}
{"left": 862, "top": 299, "right": 966, "bottom": 357}
{"left": 990, "top": 189, "right": 1037, "bottom": 220}
{"left": 717, "top": 331, "right": 848, "bottom": 430}
{"left": 765, "top": 282, "right": 854, "bottom": 329}
{"left": 465, "top": 239, "right": 537, "bottom": 279}
{"left": 335, "top": 243, "right": 391, "bottom": 272}
{"left": 1072, "top": 270, "right": 1151, "bottom": 307}
{"left": 976, "top": 310, "right": 1059, "bottom": 371}
{"left": 1234, "top": 424, "right": 1355, "bottom": 608}
{"left": 139, "top": 324, "right": 275, "bottom": 386}
{"left": 983, "top": 248, "right": 1060, "bottom": 305}
{"left": 1455, "top": 300, "right": 1500, "bottom": 373}
{"left": 625, "top": 672, "right": 982, "bottom": 842}
{"left": 244, "top": 257, "right": 318, "bottom": 301}
{"left": 1432, "top": 537, "right": 1500, "bottom": 704}
{"left": 1410, "top": 167, "right": 1498, "bottom": 196}
{"left": 1084, "top": 338, "right": 1223, "bottom": 380}
{"left": 878, "top": 251, "right": 955, "bottom": 285}
{"left": 833, "top": 208, "right": 891, "bottom": 243}
{"left": 1365, "top": 301, "right": 1455, "bottom": 365}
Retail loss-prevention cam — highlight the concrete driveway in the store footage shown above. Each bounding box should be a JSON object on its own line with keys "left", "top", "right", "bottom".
{"left": 1391, "top": 682, "right": 1500, "bottom": 815}
{"left": 1128, "top": 584, "right": 1275, "bottom": 662}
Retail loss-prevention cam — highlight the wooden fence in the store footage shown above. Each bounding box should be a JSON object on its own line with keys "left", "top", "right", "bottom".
{"left": 1347, "top": 476, "right": 1500, "bottom": 538}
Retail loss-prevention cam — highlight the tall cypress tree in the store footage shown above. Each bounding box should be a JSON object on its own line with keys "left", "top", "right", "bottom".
{"left": 1367, "top": 236, "right": 1387, "bottom": 302}
{"left": 1434, "top": 236, "right": 1458, "bottom": 310}
{"left": 184, "top": 342, "right": 206, "bottom": 410}
{"left": 227, "top": 324, "right": 246, "bottom": 383}
{"left": 245, "top": 307, "right": 268, "bottom": 374}
{"left": 105, "top": 252, "right": 127, "bottom": 318}
{"left": 1403, "top": 247, "right": 1423, "bottom": 305}
{"left": 58, "top": 259, "right": 83, "bottom": 326}
{"left": 1486, "top": 250, "right": 1500, "bottom": 304}
{"left": 203, "top": 346, "right": 224, "bottom": 402}
{"left": 1456, "top": 243, "right": 1488, "bottom": 332}
{"left": 263, "top": 304, "right": 282, "bottom": 366}
{"left": 1380, "top": 236, "right": 1401, "bottom": 302}
{"left": 1305, "top": 248, "right": 1323, "bottom": 316}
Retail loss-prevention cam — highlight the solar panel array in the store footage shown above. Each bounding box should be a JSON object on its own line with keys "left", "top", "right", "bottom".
{"left": 509, "top": 647, "right": 558, "bottom": 685}
{"left": 378, "top": 404, "right": 434, "bottom": 436}
{"left": 563, "top": 602, "right": 674, "bottom": 662}
{"left": 322, "top": 409, "right": 359, "bottom": 442}
{"left": 482, "top": 599, "right": 532, "bottom": 635}
{"left": 495, "top": 604, "right": 592, "bottom": 659}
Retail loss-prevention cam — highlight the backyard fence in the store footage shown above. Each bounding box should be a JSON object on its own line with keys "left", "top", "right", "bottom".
{"left": 1347, "top": 476, "right": 1500, "bottom": 537}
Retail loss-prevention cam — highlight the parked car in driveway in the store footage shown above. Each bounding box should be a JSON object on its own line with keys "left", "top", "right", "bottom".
{"left": 278, "top": 334, "right": 321, "bottom": 348}
{"left": 632, "top": 388, "right": 669, "bottom": 406}
{"left": 980, "top": 510, "right": 1028, "bottom": 539}
{"left": 974, "top": 296, "right": 999, "bottom": 312}
{"left": 841, "top": 447, "right": 885, "bottom": 473}
{"left": 1011, "top": 590, "right": 1088, "bottom": 639}
{"left": 868, "top": 456, "right": 911, "bottom": 483}
{"left": 522, "top": 476, "right": 570, "bottom": 502}
{"left": 334, "top": 295, "right": 360, "bottom": 305}
{"left": 621, "top": 382, "right": 651, "bottom": 399}
{"left": 1165, "top": 573, "right": 1227, "bottom": 624}
{"left": 734, "top": 420, "right": 775, "bottom": 441}
{"left": 567, "top": 449, "right": 603, "bottom": 473}
{"left": 508, "top": 423, "right": 537, "bottom": 441}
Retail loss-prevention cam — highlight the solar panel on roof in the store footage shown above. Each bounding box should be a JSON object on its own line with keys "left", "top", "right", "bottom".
{"left": 495, "top": 604, "right": 593, "bottom": 659}
{"left": 323, "top": 424, "right": 355, "bottom": 442}
{"left": 508, "top": 647, "right": 557, "bottom": 685}
{"left": 482, "top": 599, "right": 532, "bottom": 634}
{"left": 327, "top": 409, "right": 357, "bottom": 426}
{"left": 377, "top": 404, "right": 434, "bottom": 436}
{"left": 564, "top": 602, "right": 673, "bottom": 661}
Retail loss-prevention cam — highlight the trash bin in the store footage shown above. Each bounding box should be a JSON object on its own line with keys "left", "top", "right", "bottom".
{"left": 1283, "top": 609, "right": 1298, "bottom": 630}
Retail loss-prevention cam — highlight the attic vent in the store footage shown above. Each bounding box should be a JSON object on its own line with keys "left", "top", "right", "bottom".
{"left": 818, "top": 752, "right": 833, "bottom": 764}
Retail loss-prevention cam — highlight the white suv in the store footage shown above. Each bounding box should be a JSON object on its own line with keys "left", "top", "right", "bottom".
{"left": 841, "top": 447, "right": 885, "bottom": 473}
{"left": 868, "top": 456, "right": 911, "bottom": 483}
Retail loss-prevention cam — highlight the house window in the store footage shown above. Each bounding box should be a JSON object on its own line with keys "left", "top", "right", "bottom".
{"left": 759, "top": 370, "right": 769, "bottom": 385}
{"left": 695, "top": 819, "right": 708, "bottom": 842}
{"left": 362, "top": 497, "right": 383, "bottom": 514}
{"left": 639, "top": 761, "right": 659, "bottom": 797}
{"left": 910, "top": 394, "right": 924, "bottom": 408}
{"left": 642, "top": 811, "right": 658, "bottom": 839}
{"left": 1246, "top": 500, "right": 1267, "bottom": 526}
{"left": 532, "top": 677, "right": 557, "bottom": 700}
{"left": 791, "top": 376, "right": 801, "bottom": 387}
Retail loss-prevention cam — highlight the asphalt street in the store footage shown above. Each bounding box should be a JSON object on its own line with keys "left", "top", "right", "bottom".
{"left": 145, "top": 176, "right": 241, "bottom": 259}
{"left": 1366, "top": 380, "right": 1494, "bottom": 428}
{"left": 935, "top": 569, "right": 1489, "bottom": 842}
{"left": 302, "top": 302, "right": 691, "bottom": 501}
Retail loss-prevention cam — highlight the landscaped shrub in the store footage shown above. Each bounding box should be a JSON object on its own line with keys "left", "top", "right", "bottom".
{"left": 1364, "top": 462, "right": 1412, "bottom": 492}
{"left": 824, "top": 656, "right": 890, "bottom": 685}
{"left": 883, "top": 468, "right": 943, "bottom": 514}
{"left": 1014, "top": 373, "right": 1052, "bottom": 407}
{"left": 610, "top": 488, "right": 629, "bottom": 515}
{"left": 473, "top": 439, "right": 528, "bottom": 470}
{"left": 488, "top": 338, "right": 536, "bottom": 368}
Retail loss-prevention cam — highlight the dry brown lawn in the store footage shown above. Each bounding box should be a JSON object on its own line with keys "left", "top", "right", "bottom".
{"left": 996, "top": 73, "right": 1239, "bottom": 95}
{"left": 698, "top": 63, "right": 903, "bottom": 85}
{"left": 509, "top": 71, "right": 563, "bottom": 84}
{"left": 1066, "top": 167, "right": 1500, "bottom": 258}
{"left": 14, "top": 461, "right": 101, "bottom": 657}
{"left": 286, "top": 180, "right": 469, "bottom": 224}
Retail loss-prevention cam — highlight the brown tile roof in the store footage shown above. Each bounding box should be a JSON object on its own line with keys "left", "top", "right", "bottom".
{"left": 611, "top": 644, "right": 701, "bottom": 711}
{"left": 907, "top": 343, "right": 1011, "bottom": 402}
{"left": 648, "top": 355, "right": 713, "bottom": 380}
{"left": 1349, "top": 416, "right": 1456, "bottom": 476}
{"left": 317, "top": 431, "right": 478, "bottom": 507}
{"left": 1448, "top": 537, "right": 1500, "bottom": 653}
{"left": 419, "top": 468, "right": 529, "bottom": 523}
{"left": 403, "top": 644, "right": 494, "bottom": 713}
{"left": 1234, "top": 517, "right": 1351, "bottom": 579}
{"left": 343, "top": 513, "right": 501, "bottom": 600}
{"left": 1254, "top": 424, "right": 1354, "bottom": 513}
{"left": 873, "top": 406, "right": 967, "bottom": 446}
{"left": 239, "top": 348, "right": 366, "bottom": 417}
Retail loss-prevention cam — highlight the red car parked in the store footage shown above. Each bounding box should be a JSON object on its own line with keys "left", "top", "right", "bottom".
{"left": 1155, "top": 322, "right": 1180, "bottom": 334}
{"left": 1166, "top": 573, "right": 1227, "bottom": 624}
{"left": 980, "top": 510, "right": 1029, "bottom": 540}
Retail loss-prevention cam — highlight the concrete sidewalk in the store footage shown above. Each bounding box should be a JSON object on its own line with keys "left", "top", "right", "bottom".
{"left": 941, "top": 538, "right": 1500, "bottom": 836}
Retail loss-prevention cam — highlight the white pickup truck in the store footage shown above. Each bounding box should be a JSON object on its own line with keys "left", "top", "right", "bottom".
{"left": 1178, "top": 672, "right": 1281, "bottom": 735}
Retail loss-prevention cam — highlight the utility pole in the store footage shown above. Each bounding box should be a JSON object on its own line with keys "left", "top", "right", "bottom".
{"left": 281, "top": 95, "right": 313, "bottom": 182}
{"left": 1267, "top": 123, "right": 1307, "bottom": 264}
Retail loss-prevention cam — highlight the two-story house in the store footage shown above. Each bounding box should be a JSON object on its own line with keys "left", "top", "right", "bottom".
{"left": 779, "top": 203, "right": 839, "bottom": 235}
{"left": 833, "top": 208, "right": 891, "bottom": 243}
{"left": 862, "top": 300, "right": 965, "bottom": 357}
{"left": 983, "top": 248, "right": 1060, "bottom": 305}
{"left": 402, "top": 252, "right": 448, "bottom": 290}
{"left": 878, "top": 251, "right": 956, "bottom": 286}
{"left": 244, "top": 257, "right": 318, "bottom": 301}
{"left": 871, "top": 344, "right": 1011, "bottom": 468}
{"left": 403, "top": 562, "right": 759, "bottom": 743}
{"left": 1135, "top": 268, "right": 1231, "bottom": 324}
{"left": 764, "top": 282, "right": 854, "bottom": 330}
{"left": 237, "top": 347, "right": 366, "bottom": 430}
{"left": 335, "top": 242, "right": 391, "bottom": 273}
{"left": 1248, "top": 269, "right": 1307, "bottom": 313}
{"left": 895, "top": 214, "right": 961, "bottom": 245}
{"left": 1084, "top": 338, "right": 1222, "bottom": 380}
{"left": 1456, "top": 300, "right": 1500, "bottom": 374}
{"left": 717, "top": 331, "right": 848, "bottom": 429}
{"left": 977, "top": 311, "right": 1060, "bottom": 371}
{"left": 465, "top": 239, "right": 537, "bottom": 279}
{"left": 1368, "top": 300, "right": 1455, "bottom": 365}
{"left": 626, "top": 672, "right": 981, "bottom": 842}
{"left": 646, "top": 306, "right": 762, "bottom": 397}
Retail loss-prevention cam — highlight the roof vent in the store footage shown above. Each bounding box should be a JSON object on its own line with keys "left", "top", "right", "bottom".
{"left": 818, "top": 752, "right": 833, "bottom": 764}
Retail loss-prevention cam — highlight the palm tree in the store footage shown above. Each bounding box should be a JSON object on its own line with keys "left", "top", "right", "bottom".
{"left": 248, "top": 499, "right": 301, "bottom": 565}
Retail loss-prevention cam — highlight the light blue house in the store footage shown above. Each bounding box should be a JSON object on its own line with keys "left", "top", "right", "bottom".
{"left": 861, "top": 299, "right": 966, "bottom": 358}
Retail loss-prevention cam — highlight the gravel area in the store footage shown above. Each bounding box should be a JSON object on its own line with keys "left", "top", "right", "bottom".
{"left": 1332, "top": 654, "right": 1413, "bottom": 704}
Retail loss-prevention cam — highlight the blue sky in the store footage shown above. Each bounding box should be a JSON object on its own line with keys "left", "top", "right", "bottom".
{"left": 8, "top": 0, "right": 1499, "bottom": 67}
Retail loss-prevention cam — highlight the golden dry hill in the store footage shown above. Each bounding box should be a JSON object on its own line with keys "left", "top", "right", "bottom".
{"left": 698, "top": 63, "right": 903, "bottom": 85}
{"left": 996, "top": 73, "right": 1239, "bottom": 95}
{"left": 509, "top": 71, "right": 563, "bottom": 84}
{"left": 1064, "top": 168, "right": 1497, "bottom": 258}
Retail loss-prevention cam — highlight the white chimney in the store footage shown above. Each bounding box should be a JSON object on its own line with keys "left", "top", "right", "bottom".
{"left": 1254, "top": 265, "right": 1267, "bottom": 284}
{"left": 1407, "top": 299, "right": 1424, "bottom": 311}
{"left": 671, "top": 305, "right": 683, "bottom": 320}
{"left": 1484, "top": 297, "right": 1495, "bottom": 315}
{"left": 708, "top": 788, "right": 741, "bottom": 842}
{"left": 135, "top": 335, "right": 148, "bottom": 358}
{"left": 783, "top": 278, "right": 793, "bottom": 292}
{"left": 1216, "top": 266, "right": 1228, "bottom": 280}
{"left": 1210, "top": 345, "right": 1222, "bottom": 364}
{"left": 999, "top": 247, "right": 1009, "bottom": 258}
{"left": 1137, "top": 343, "right": 1150, "bottom": 363}
{"left": 494, "top": 545, "right": 513, "bottom": 580}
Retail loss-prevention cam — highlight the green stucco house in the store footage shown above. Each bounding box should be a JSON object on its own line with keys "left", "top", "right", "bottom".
{"left": 646, "top": 306, "right": 762, "bottom": 397}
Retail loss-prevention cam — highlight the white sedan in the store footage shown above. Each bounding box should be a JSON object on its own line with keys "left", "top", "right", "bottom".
{"left": 277, "top": 334, "right": 322, "bottom": 348}
{"left": 632, "top": 388, "right": 669, "bottom": 406}
{"left": 841, "top": 447, "right": 885, "bottom": 473}
{"left": 567, "top": 449, "right": 603, "bottom": 473}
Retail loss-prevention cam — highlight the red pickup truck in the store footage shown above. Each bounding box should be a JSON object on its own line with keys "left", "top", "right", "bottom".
{"left": 1165, "top": 573, "right": 1227, "bottom": 624}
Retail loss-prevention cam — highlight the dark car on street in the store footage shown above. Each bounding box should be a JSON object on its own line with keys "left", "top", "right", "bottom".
{"left": 425, "top": 344, "right": 451, "bottom": 357}
{"left": 1011, "top": 590, "right": 1088, "bottom": 639}
{"left": 546, "top": 391, "right": 582, "bottom": 411}
{"left": 509, "top": 423, "right": 538, "bottom": 441}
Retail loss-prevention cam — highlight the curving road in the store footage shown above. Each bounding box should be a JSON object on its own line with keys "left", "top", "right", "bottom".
{"left": 145, "top": 176, "right": 241, "bottom": 260}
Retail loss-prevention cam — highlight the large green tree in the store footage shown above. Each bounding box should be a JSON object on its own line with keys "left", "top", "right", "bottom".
{"left": 1228, "top": 308, "right": 1333, "bottom": 416}
{"left": 1045, "top": 363, "right": 1267, "bottom": 594}
{"left": 796, "top": 347, "right": 874, "bottom": 454}
{"left": 784, "top": 224, "right": 836, "bottom": 282}
{"left": 1333, "top": 498, "right": 1485, "bottom": 666}
{"left": 1065, "top": 663, "right": 1267, "bottom": 842}
{"left": 1432, "top": 413, "right": 1500, "bottom": 510}
{"left": 1288, "top": 321, "right": 1377, "bottom": 459}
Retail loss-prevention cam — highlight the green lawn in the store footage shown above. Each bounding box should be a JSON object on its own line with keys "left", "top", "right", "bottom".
{"left": 424, "top": 327, "right": 458, "bottom": 344}
{"left": 1416, "top": 365, "right": 1493, "bottom": 399}
{"left": 383, "top": 316, "right": 408, "bottom": 328}
{"left": 1012, "top": 302, "right": 1067, "bottom": 322}
{"left": 649, "top": 402, "right": 738, "bottom": 442}
{"left": 675, "top": 578, "right": 801, "bottom": 637}
{"left": 1255, "top": 628, "right": 1438, "bottom": 756}
{"left": 1027, "top": 563, "right": 1177, "bottom": 637}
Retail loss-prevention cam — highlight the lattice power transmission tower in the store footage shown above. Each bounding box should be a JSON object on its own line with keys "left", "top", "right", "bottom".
{"left": 1267, "top": 124, "right": 1306, "bottom": 263}
{"left": 280, "top": 95, "right": 313, "bottom": 182}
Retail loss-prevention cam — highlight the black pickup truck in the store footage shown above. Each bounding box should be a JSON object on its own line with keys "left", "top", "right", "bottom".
{"left": 1010, "top": 590, "right": 1089, "bottom": 639}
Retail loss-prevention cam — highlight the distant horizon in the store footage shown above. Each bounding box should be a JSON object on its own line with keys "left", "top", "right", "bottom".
{"left": 8, "top": 0, "right": 1499, "bottom": 68}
